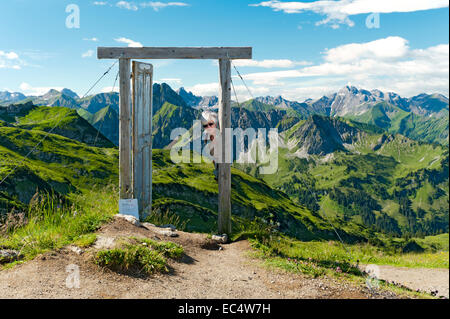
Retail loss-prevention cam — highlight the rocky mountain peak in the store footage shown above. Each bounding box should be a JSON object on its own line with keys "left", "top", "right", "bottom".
{"left": 176, "top": 87, "right": 201, "bottom": 107}
{"left": 61, "top": 88, "right": 79, "bottom": 100}
{"left": 286, "top": 115, "right": 364, "bottom": 157}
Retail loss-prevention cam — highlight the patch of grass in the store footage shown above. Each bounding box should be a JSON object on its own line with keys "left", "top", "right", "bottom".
{"left": 130, "top": 237, "right": 184, "bottom": 259}
{"left": 0, "top": 185, "right": 118, "bottom": 263}
{"left": 94, "top": 245, "right": 168, "bottom": 275}
{"left": 248, "top": 236, "right": 362, "bottom": 278}
{"left": 252, "top": 234, "right": 449, "bottom": 270}
{"left": 94, "top": 237, "right": 184, "bottom": 276}
{"left": 73, "top": 233, "right": 97, "bottom": 248}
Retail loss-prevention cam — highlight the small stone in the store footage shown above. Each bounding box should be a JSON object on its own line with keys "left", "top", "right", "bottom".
{"left": 212, "top": 234, "right": 228, "bottom": 244}
{"left": 161, "top": 224, "right": 177, "bottom": 231}
{"left": 0, "top": 250, "right": 20, "bottom": 264}
{"left": 142, "top": 222, "right": 156, "bottom": 229}
{"left": 94, "top": 236, "right": 116, "bottom": 249}
{"left": 158, "top": 230, "right": 179, "bottom": 237}
{"left": 68, "top": 246, "right": 83, "bottom": 255}
{"left": 218, "top": 246, "right": 223, "bottom": 251}
{"left": 115, "top": 214, "right": 141, "bottom": 227}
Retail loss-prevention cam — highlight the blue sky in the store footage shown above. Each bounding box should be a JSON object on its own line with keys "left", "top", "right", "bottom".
{"left": 0, "top": 0, "right": 448, "bottom": 101}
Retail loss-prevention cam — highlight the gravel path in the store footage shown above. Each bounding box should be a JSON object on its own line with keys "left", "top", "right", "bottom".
{"left": 0, "top": 217, "right": 433, "bottom": 299}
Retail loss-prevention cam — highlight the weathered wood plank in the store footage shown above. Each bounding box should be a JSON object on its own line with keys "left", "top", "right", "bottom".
{"left": 132, "top": 61, "right": 153, "bottom": 219}
{"left": 98, "top": 47, "right": 252, "bottom": 60}
{"left": 218, "top": 58, "right": 232, "bottom": 235}
{"left": 119, "top": 58, "right": 132, "bottom": 199}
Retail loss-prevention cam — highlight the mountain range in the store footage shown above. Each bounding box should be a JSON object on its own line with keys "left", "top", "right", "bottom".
{"left": 2, "top": 84, "right": 448, "bottom": 147}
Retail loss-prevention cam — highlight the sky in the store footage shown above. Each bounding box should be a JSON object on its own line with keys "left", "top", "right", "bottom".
{"left": 0, "top": 0, "right": 448, "bottom": 102}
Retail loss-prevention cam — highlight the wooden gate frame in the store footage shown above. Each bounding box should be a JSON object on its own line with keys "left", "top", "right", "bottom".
{"left": 98, "top": 47, "right": 253, "bottom": 235}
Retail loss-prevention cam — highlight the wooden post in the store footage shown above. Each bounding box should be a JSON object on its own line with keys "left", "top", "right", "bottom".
{"left": 119, "top": 58, "right": 132, "bottom": 199}
{"left": 218, "top": 58, "right": 232, "bottom": 235}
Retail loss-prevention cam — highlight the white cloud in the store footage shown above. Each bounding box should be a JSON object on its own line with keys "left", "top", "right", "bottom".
{"left": 140, "top": 1, "right": 189, "bottom": 11}
{"left": 0, "top": 51, "right": 19, "bottom": 60}
{"left": 116, "top": 1, "right": 138, "bottom": 10}
{"left": 233, "top": 59, "right": 311, "bottom": 68}
{"left": 185, "top": 82, "right": 219, "bottom": 97}
{"left": 324, "top": 36, "right": 409, "bottom": 63}
{"left": 250, "top": 0, "right": 449, "bottom": 27}
{"left": 19, "top": 83, "right": 64, "bottom": 96}
{"left": 114, "top": 37, "right": 143, "bottom": 47}
{"left": 113, "top": 1, "right": 188, "bottom": 11}
{"left": 20, "top": 50, "right": 56, "bottom": 62}
{"left": 82, "top": 50, "right": 95, "bottom": 58}
{"left": 83, "top": 37, "right": 99, "bottom": 42}
{"left": 185, "top": 82, "right": 271, "bottom": 102}
{"left": 158, "top": 78, "right": 183, "bottom": 85}
{"left": 101, "top": 86, "right": 120, "bottom": 93}
{"left": 0, "top": 50, "right": 22, "bottom": 69}
{"left": 233, "top": 36, "right": 449, "bottom": 100}
{"left": 240, "top": 69, "right": 307, "bottom": 85}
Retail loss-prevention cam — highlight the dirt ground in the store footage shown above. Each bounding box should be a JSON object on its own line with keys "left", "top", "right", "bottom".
{"left": 0, "top": 217, "right": 442, "bottom": 299}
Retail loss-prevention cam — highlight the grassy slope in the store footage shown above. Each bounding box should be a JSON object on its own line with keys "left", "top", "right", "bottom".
{"left": 76, "top": 108, "right": 94, "bottom": 122}
{"left": 347, "top": 102, "right": 449, "bottom": 145}
{"left": 238, "top": 117, "right": 448, "bottom": 237}
{"left": 16, "top": 106, "right": 113, "bottom": 147}
{"left": 0, "top": 125, "right": 118, "bottom": 211}
{"left": 152, "top": 149, "right": 364, "bottom": 241}
{"left": 152, "top": 102, "right": 199, "bottom": 149}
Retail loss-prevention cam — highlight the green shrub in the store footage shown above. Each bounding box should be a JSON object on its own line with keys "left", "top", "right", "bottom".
{"left": 94, "top": 244, "right": 168, "bottom": 275}
{"left": 74, "top": 233, "right": 97, "bottom": 248}
{"left": 132, "top": 237, "right": 184, "bottom": 259}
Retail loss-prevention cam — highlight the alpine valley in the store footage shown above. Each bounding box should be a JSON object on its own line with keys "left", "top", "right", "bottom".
{"left": 0, "top": 84, "right": 448, "bottom": 245}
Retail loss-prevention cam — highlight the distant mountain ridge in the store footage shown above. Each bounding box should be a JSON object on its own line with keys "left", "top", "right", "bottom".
{"left": 0, "top": 91, "right": 27, "bottom": 104}
{"left": 176, "top": 87, "right": 218, "bottom": 109}
{"left": 1, "top": 84, "right": 448, "bottom": 145}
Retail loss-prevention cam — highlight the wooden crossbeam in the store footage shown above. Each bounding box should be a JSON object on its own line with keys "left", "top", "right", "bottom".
{"left": 98, "top": 47, "right": 252, "bottom": 60}
{"left": 107, "top": 45, "right": 252, "bottom": 235}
